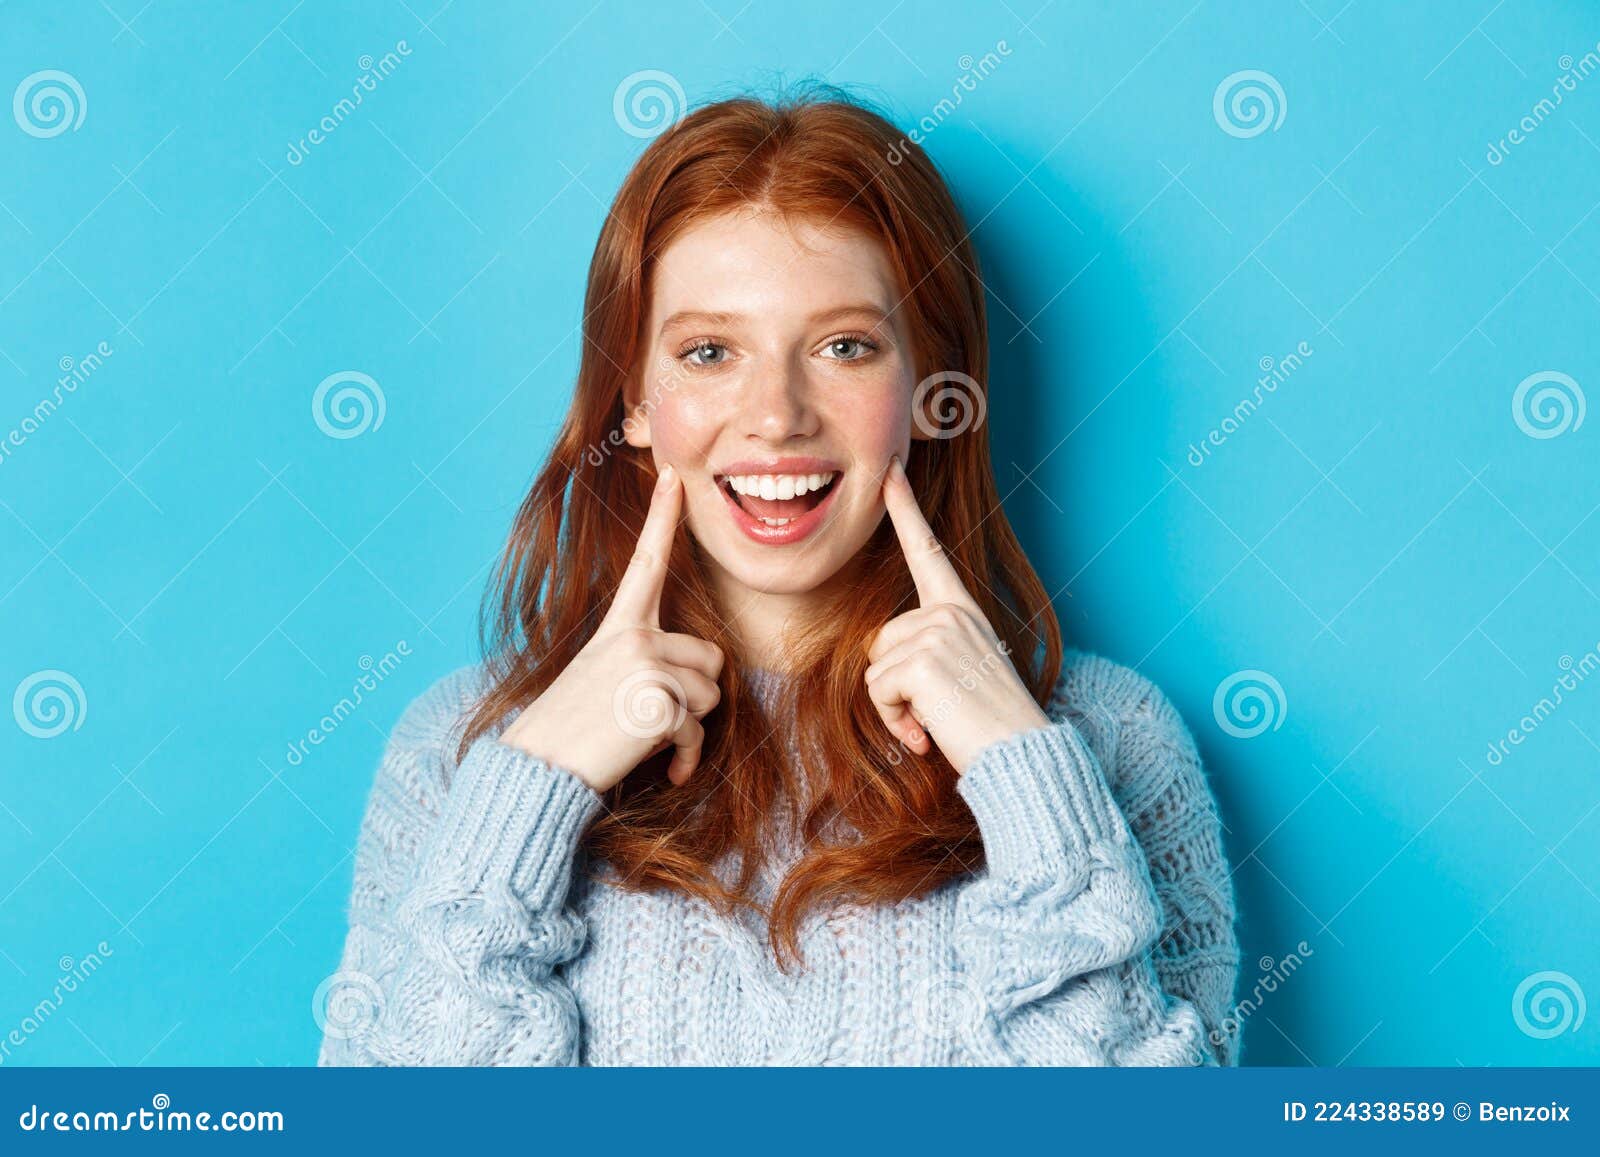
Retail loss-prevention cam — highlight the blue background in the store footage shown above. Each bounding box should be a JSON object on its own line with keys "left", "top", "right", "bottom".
{"left": 2, "top": 0, "right": 1596, "bottom": 1066}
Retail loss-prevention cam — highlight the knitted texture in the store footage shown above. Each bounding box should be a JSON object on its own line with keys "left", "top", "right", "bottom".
{"left": 317, "top": 648, "right": 1241, "bottom": 1066}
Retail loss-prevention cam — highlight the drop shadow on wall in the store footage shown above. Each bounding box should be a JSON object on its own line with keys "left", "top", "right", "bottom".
{"left": 966, "top": 152, "right": 1300, "bottom": 1066}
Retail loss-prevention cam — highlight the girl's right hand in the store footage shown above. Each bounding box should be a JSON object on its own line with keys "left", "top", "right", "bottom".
{"left": 495, "top": 464, "right": 725, "bottom": 793}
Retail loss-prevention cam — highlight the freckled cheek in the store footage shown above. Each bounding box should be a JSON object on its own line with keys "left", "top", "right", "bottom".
{"left": 645, "top": 395, "right": 722, "bottom": 467}
{"left": 829, "top": 390, "right": 910, "bottom": 471}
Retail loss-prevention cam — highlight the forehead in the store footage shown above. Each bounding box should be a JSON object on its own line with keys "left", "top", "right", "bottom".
{"left": 647, "top": 208, "right": 899, "bottom": 322}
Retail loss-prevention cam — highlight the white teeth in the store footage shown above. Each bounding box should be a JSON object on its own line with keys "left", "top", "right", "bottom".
{"left": 758, "top": 517, "right": 793, "bottom": 526}
{"left": 725, "top": 471, "right": 837, "bottom": 497}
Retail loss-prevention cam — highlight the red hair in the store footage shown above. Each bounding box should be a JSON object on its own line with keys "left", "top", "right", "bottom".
{"left": 456, "top": 81, "right": 1062, "bottom": 972}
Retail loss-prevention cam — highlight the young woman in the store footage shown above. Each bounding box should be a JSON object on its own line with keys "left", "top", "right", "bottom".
{"left": 317, "top": 84, "right": 1241, "bottom": 1066}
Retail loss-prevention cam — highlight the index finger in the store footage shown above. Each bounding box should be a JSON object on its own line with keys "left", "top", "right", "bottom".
{"left": 605, "top": 463, "right": 682, "bottom": 629}
{"left": 882, "top": 456, "right": 979, "bottom": 610}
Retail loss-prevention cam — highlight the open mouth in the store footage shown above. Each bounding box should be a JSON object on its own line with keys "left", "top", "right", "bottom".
{"left": 713, "top": 470, "right": 842, "bottom": 545}
{"left": 717, "top": 471, "right": 839, "bottom": 524}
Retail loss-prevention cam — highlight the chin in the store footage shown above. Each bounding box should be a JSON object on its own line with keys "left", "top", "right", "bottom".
{"left": 703, "top": 546, "right": 845, "bottom": 596}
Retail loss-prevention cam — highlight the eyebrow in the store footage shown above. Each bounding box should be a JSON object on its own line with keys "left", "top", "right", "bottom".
{"left": 657, "top": 303, "right": 893, "bottom": 334}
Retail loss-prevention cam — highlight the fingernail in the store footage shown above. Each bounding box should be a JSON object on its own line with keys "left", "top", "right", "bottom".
{"left": 656, "top": 463, "right": 675, "bottom": 491}
{"left": 889, "top": 455, "right": 903, "bottom": 477}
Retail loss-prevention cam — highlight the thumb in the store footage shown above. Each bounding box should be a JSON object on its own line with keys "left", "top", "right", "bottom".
{"left": 875, "top": 695, "right": 930, "bottom": 756}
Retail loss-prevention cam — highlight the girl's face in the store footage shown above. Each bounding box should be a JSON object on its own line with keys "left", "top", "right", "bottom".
{"left": 626, "top": 208, "right": 926, "bottom": 602}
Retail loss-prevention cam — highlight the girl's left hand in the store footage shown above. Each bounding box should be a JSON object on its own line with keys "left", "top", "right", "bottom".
{"left": 864, "top": 456, "right": 1054, "bottom": 774}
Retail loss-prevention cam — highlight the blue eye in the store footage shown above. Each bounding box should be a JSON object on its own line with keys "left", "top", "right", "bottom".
{"left": 823, "top": 335, "right": 879, "bottom": 361}
{"left": 679, "top": 340, "right": 728, "bottom": 367}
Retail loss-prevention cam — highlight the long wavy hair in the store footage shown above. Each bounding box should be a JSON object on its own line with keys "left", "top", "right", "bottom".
{"left": 455, "top": 81, "right": 1062, "bottom": 972}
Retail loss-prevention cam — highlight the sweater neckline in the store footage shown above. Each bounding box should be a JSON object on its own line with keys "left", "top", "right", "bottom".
{"left": 743, "top": 665, "right": 793, "bottom": 705}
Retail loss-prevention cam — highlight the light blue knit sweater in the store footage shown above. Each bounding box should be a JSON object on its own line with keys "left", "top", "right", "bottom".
{"left": 316, "top": 648, "right": 1241, "bottom": 1066}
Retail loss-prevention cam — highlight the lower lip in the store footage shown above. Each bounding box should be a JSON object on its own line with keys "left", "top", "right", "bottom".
{"left": 718, "top": 477, "right": 843, "bottom": 545}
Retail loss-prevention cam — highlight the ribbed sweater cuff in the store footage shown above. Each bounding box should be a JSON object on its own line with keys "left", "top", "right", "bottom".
{"left": 417, "top": 734, "right": 604, "bottom": 910}
{"left": 956, "top": 721, "right": 1132, "bottom": 880}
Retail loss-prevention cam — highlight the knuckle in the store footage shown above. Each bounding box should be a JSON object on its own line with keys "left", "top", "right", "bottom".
{"left": 619, "top": 626, "right": 654, "bottom": 654}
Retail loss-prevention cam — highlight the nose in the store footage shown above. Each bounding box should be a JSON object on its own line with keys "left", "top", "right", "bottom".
{"left": 740, "top": 351, "right": 818, "bottom": 443}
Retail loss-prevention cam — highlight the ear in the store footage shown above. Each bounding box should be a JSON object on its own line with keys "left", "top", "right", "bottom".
{"left": 909, "top": 375, "right": 937, "bottom": 442}
{"left": 622, "top": 364, "right": 656, "bottom": 449}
